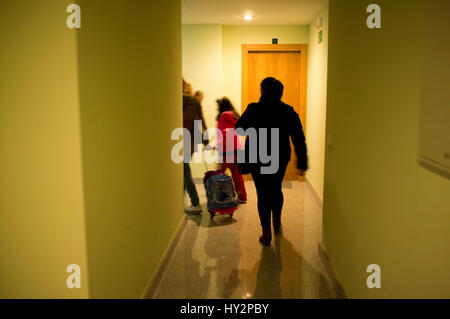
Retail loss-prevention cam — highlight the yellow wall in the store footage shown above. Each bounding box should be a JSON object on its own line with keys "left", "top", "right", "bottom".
{"left": 182, "top": 25, "right": 223, "bottom": 177}
{"left": 0, "top": 0, "right": 89, "bottom": 298}
{"left": 76, "top": 0, "right": 183, "bottom": 298}
{"left": 306, "top": 6, "right": 329, "bottom": 201}
{"left": 182, "top": 25, "right": 222, "bottom": 130}
{"left": 324, "top": 0, "right": 450, "bottom": 298}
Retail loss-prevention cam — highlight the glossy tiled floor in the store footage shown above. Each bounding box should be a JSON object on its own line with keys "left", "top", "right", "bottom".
{"left": 152, "top": 181, "right": 346, "bottom": 299}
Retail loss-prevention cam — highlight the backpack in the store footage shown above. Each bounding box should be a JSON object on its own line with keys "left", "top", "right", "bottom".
{"left": 203, "top": 170, "right": 238, "bottom": 218}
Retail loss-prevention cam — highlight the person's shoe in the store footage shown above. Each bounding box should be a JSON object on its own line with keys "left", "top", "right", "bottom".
{"left": 259, "top": 227, "right": 272, "bottom": 246}
{"left": 185, "top": 204, "right": 202, "bottom": 214}
{"left": 273, "top": 216, "right": 282, "bottom": 234}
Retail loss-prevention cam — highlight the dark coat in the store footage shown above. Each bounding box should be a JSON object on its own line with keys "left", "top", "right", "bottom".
{"left": 235, "top": 96, "right": 308, "bottom": 171}
{"left": 183, "top": 94, "right": 207, "bottom": 154}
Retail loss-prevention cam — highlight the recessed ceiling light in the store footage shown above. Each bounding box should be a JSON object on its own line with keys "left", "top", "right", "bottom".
{"left": 243, "top": 14, "right": 254, "bottom": 21}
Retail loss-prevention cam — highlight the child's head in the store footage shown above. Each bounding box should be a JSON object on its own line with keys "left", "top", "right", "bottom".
{"left": 216, "top": 97, "right": 239, "bottom": 120}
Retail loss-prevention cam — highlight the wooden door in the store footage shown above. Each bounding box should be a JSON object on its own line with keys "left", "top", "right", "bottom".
{"left": 241, "top": 44, "right": 307, "bottom": 181}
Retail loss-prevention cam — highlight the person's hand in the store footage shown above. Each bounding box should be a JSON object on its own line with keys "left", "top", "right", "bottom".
{"left": 204, "top": 144, "right": 215, "bottom": 151}
{"left": 298, "top": 169, "right": 306, "bottom": 177}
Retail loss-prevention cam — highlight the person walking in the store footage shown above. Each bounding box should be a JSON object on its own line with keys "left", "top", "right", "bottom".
{"left": 235, "top": 77, "right": 308, "bottom": 246}
{"left": 183, "top": 79, "right": 208, "bottom": 213}
{"left": 214, "top": 97, "right": 248, "bottom": 203}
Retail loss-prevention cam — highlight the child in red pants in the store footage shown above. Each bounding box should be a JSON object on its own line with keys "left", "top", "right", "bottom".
{"left": 214, "top": 98, "right": 247, "bottom": 203}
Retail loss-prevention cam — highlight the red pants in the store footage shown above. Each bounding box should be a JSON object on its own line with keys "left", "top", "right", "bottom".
{"left": 220, "top": 162, "right": 247, "bottom": 202}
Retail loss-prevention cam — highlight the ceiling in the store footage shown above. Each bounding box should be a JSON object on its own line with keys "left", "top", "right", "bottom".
{"left": 182, "top": 0, "right": 328, "bottom": 25}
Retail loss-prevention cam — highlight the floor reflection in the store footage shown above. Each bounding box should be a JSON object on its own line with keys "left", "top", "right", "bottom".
{"left": 153, "top": 181, "right": 345, "bottom": 299}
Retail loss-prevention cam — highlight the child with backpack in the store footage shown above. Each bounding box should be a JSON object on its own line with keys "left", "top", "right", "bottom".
{"left": 213, "top": 97, "right": 248, "bottom": 204}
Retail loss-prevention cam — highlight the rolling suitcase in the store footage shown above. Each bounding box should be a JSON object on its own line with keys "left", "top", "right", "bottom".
{"left": 203, "top": 165, "right": 238, "bottom": 219}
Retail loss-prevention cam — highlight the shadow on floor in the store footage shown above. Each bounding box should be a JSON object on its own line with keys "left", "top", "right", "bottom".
{"left": 181, "top": 210, "right": 243, "bottom": 298}
{"left": 186, "top": 211, "right": 238, "bottom": 228}
{"left": 250, "top": 235, "right": 344, "bottom": 299}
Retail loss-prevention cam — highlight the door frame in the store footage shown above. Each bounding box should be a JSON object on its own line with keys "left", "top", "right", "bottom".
{"left": 241, "top": 44, "right": 308, "bottom": 132}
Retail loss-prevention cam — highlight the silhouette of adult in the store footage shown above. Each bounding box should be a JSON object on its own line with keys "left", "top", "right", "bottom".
{"left": 235, "top": 77, "right": 308, "bottom": 246}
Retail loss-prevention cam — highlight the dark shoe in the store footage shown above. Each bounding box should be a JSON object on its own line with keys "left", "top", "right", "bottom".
{"left": 259, "top": 227, "right": 272, "bottom": 246}
{"left": 273, "top": 216, "right": 282, "bottom": 234}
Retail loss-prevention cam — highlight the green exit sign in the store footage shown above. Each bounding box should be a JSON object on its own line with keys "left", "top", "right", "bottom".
{"left": 272, "top": 38, "right": 278, "bottom": 44}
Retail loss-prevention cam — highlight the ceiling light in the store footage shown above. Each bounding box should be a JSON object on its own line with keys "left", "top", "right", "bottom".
{"left": 243, "top": 14, "right": 254, "bottom": 21}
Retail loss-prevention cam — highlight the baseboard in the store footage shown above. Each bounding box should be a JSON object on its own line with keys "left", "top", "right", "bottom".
{"left": 305, "top": 177, "right": 323, "bottom": 212}
{"left": 318, "top": 242, "right": 347, "bottom": 299}
{"left": 141, "top": 214, "right": 187, "bottom": 299}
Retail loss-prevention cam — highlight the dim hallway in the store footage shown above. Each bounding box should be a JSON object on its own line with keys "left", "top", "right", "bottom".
{"left": 150, "top": 181, "right": 345, "bottom": 299}
{"left": 2, "top": 0, "right": 450, "bottom": 300}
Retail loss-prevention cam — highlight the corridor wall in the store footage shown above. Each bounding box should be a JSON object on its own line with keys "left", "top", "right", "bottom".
{"left": 0, "top": 0, "right": 184, "bottom": 299}
{"left": 0, "top": 0, "right": 89, "bottom": 298}
{"left": 323, "top": 0, "right": 450, "bottom": 298}
{"left": 76, "top": 0, "right": 184, "bottom": 298}
{"left": 306, "top": 6, "right": 329, "bottom": 201}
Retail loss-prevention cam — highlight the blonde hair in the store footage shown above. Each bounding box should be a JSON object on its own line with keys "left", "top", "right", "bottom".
{"left": 182, "top": 78, "right": 193, "bottom": 96}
